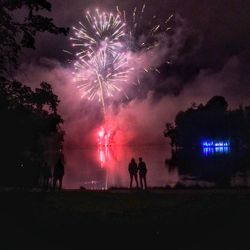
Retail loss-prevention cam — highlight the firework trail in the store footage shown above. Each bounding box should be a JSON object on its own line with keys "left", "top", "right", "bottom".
{"left": 117, "top": 4, "right": 173, "bottom": 81}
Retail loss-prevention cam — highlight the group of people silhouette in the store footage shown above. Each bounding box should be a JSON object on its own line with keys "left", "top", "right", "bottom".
{"left": 41, "top": 157, "right": 149, "bottom": 191}
{"left": 128, "top": 157, "right": 148, "bottom": 190}
{"left": 41, "top": 158, "right": 64, "bottom": 191}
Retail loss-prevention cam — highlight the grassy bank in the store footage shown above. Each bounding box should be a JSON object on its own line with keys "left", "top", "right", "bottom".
{"left": 1, "top": 188, "right": 250, "bottom": 249}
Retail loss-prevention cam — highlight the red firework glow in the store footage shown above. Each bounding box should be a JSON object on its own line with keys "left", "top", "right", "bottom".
{"left": 97, "top": 126, "right": 113, "bottom": 168}
{"left": 97, "top": 126, "right": 112, "bottom": 146}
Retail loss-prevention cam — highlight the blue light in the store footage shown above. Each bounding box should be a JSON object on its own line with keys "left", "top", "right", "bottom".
{"left": 202, "top": 140, "right": 230, "bottom": 148}
{"left": 201, "top": 139, "right": 230, "bottom": 156}
{"left": 203, "top": 147, "right": 214, "bottom": 155}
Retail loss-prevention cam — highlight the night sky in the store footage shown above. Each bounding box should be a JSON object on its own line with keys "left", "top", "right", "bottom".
{"left": 17, "top": 0, "right": 250, "bottom": 147}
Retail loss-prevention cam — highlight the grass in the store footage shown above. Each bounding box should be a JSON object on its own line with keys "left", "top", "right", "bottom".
{"left": 0, "top": 188, "right": 250, "bottom": 249}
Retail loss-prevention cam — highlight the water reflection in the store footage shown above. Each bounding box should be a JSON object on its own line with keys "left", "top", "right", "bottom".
{"left": 167, "top": 147, "right": 250, "bottom": 188}
{"left": 64, "top": 144, "right": 174, "bottom": 189}
{"left": 63, "top": 144, "right": 250, "bottom": 189}
{"left": 202, "top": 146, "right": 230, "bottom": 156}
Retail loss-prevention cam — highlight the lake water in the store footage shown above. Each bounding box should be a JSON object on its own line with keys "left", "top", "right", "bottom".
{"left": 63, "top": 144, "right": 250, "bottom": 189}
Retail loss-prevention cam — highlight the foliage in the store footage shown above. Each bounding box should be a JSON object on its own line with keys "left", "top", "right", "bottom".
{"left": 164, "top": 96, "right": 250, "bottom": 148}
{"left": 0, "top": 0, "right": 68, "bottom": 187}
{"left": 0, "top": 0, "right": 69, "bottom": 74}
{"left": 0, "top": 78, "right": 64, "bottom": 186}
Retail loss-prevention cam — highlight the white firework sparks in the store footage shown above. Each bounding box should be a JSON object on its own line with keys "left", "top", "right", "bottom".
{"left": 73, "top": 49, "right": 131, "bottom": 113}
{"left": 117, "top": 4, "right": 173, "bottom": 75}
{"left": 68, "top": 5, "right": 173, "bottom": 109}
{"left": 70, "top": 9, "right": 126, "bottom": 58}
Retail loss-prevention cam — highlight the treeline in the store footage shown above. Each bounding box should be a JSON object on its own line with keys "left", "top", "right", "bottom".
{"left": 0, "top": 0, "right": 68, "bottom": 187}
{"left": 164, "top": 96, "right": 250, "bottom": 148}
{"left": 0, "top": 79, "right": 64, "bottom": 186}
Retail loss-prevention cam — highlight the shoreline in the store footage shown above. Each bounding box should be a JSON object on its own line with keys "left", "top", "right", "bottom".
{"left": 1, "top": 185, "right": 250, "bottom": 192}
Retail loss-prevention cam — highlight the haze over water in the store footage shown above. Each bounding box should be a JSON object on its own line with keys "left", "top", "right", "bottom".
{"left": 63, "top": 145, "right": 174, "bottom": 189}
{"left": 63, "top": 144, "right": 250, "bottom": 189}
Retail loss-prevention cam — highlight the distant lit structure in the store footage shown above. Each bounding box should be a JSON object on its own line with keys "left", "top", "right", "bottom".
{"left": 201, "top": 140, "right": 230, "bottom": 156}
{"left": 202, "top": 140, "right": 230, "bottom": 147}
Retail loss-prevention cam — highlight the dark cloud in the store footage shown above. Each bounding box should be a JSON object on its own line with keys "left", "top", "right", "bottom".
{"left": 18, "top": 0, "right": 250, "bottom": 103}
{"left": 25, "top": 0, "right": 250, "bottom": 69}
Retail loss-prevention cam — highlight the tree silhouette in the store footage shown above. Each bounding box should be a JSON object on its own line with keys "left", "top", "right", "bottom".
{"left": 0, "top": 0, "right": 69, "bottom": 74}
{"left": 164, "top": 96, "right": 250, "bottom": 148}
{"left": 0, "top": 0, "right": 68, "bottom": 187}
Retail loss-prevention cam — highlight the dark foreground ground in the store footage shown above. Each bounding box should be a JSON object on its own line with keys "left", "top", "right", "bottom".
{"left": 1, "top": 188, "right": 250, "bottom": 250}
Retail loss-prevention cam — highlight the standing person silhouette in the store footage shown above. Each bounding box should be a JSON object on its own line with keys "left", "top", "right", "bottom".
{"left": 138, "top": 157, "right": 147, "bottom": 190}
{"left": 128, "top": 158, "right": 139, "bottom": 189}
{"left": 53, "top": 158, "right": 64, "bottom": 191}
{"left": 43, "top": 161, "right": 52, "bottom": 190}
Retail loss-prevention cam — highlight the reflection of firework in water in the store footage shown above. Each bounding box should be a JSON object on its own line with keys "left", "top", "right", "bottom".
{"left": 98, "top": 145, "right": 111, "bottom": 168}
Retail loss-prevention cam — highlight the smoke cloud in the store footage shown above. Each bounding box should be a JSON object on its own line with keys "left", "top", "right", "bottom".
{"left": 16, "top": 54, "right": 250, "bottom": 150}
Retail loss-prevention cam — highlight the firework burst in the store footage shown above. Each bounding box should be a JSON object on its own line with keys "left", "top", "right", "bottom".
{"left": 117, "top": 4, "right": 173, "bottom": 78}
{"left": 73, "top": 50, "right": 131, "bottom": 113}
{"left": 69, "top": 9, "right": 131, "bottom": 113}
{"left": 70, "top": 9, "right": 126, "bottom": 59}
{"left": 68, "top": 4, "right": 173, "bottom": 107}
{"left": 67, "top": 5, "right": 173, "bottom": 147}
